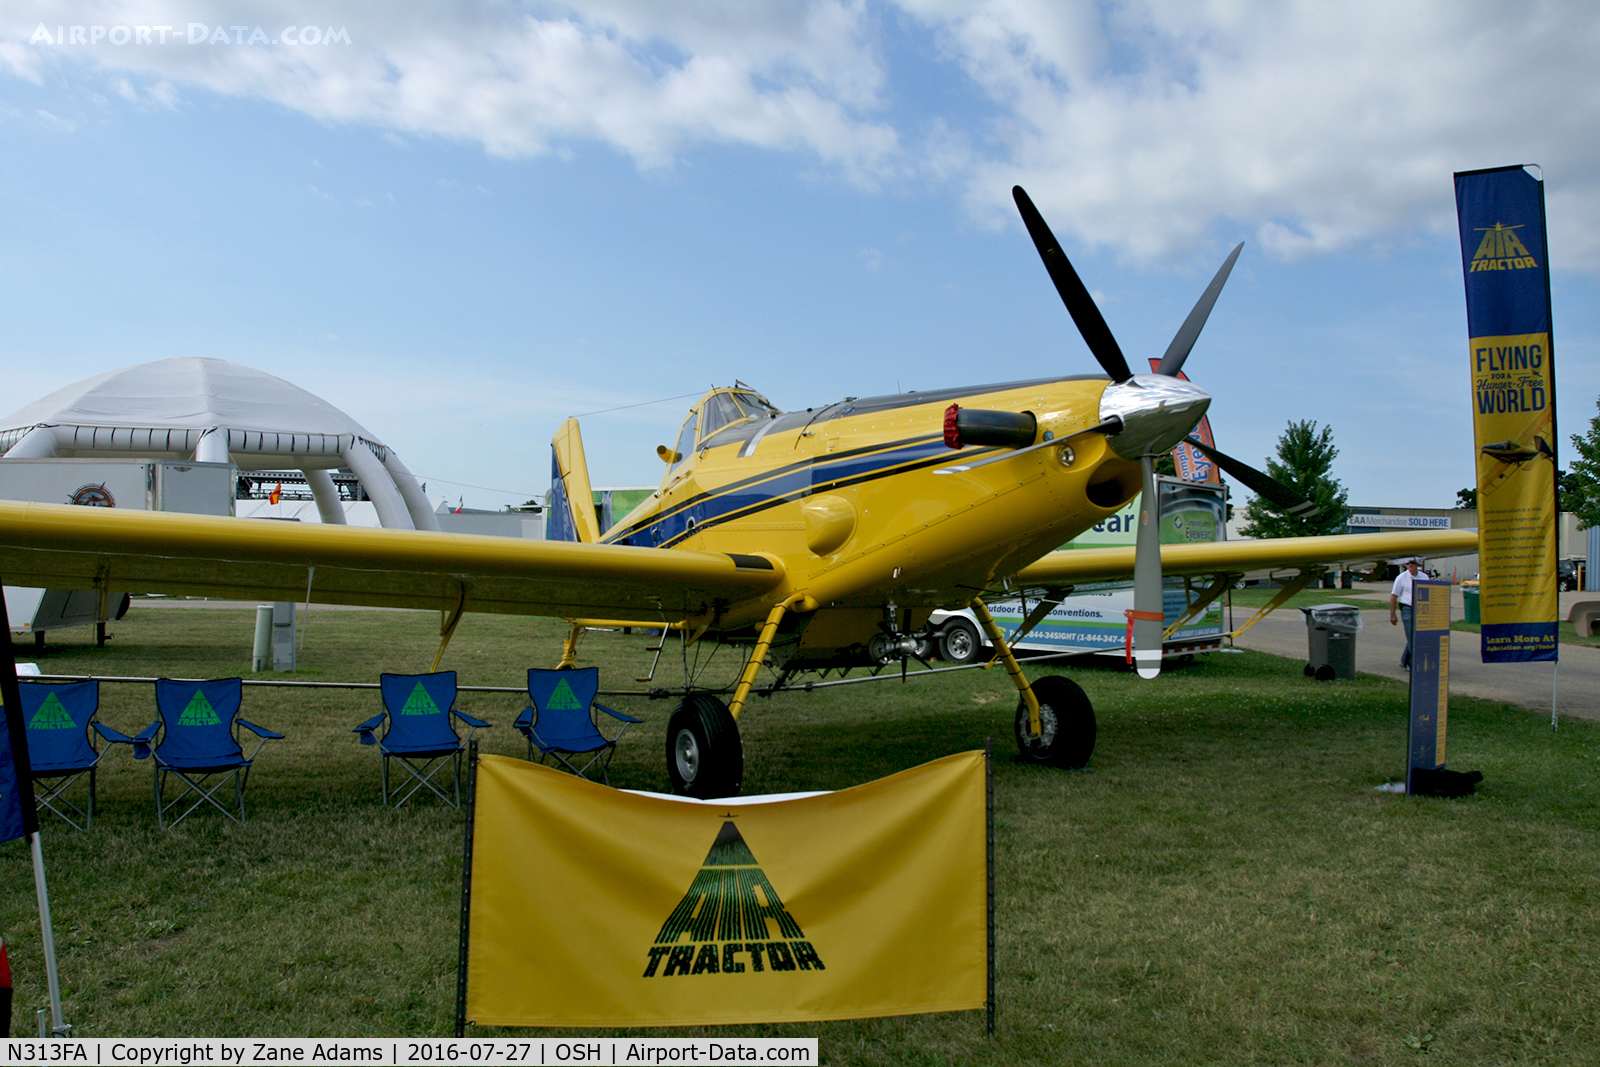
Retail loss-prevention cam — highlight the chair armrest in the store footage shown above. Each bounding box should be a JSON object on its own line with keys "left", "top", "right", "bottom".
{"left": 353, "top": 712, "right": 386, "bottom": 745}
{"left": 513, "top": 706, "right": 533, "bottom": 732}
{"left": 595, "top": 703, "right": 643, "bottom": 724}
{"left": 94, "top": 720, "right": 159, "bottom": 759}
{"left": 237, "top": 718, "right": 285, "bottom": 740}
{"left": 453, "top": 710, "right": 493, "bottom": 730}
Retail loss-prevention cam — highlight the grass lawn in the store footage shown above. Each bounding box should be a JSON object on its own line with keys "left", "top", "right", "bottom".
{"left": 1224, "top": 588, "right": 1384, "bottom": 611}
{"left": 3, "top": 605, "right": 1598, "bottom": 1064}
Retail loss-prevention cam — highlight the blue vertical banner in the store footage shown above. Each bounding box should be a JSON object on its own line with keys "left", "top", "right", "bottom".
{"left": 1454, "top": 165, "right": 1558, "bottom": 662}
{"left": 1406, "top": 580, "right": 1451, "bottom": 792}
{"left": 2, "top": 572, "right": 38, "bottom": 843}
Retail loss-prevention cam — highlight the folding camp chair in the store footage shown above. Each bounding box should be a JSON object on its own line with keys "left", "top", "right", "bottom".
{"left": 514, "top": 667, "right": 641, "bottom": 785}
{"left": 122, "top": 678, "right": 285, "bottom": 829}
{"left": 17, "top": 680, "right": 106, "bottom": 831}
{"left": 353, "top": 671, "right": 490, "bottom": 808}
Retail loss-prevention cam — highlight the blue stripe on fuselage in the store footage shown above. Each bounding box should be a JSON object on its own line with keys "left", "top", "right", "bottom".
{"left": 603, "top": 435, "right": 976, "bottom": 549}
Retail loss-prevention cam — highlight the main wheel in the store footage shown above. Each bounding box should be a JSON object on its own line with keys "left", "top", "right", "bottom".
{"left": 1014, "top": 675, "right": 1096, "bottom": 769}
{"left": 939, "top": 618, "right": 983, "bottom": 664}
{"left": 666, "top": 694, "right": 743, "bottom": 798}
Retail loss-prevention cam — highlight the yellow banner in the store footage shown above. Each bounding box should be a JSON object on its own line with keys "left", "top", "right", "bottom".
{"left": 1469, "top": 332, "right": 1558, "bottom": 659}
{"left": 464, "top": 751, "right": 988, "bottom": 1028}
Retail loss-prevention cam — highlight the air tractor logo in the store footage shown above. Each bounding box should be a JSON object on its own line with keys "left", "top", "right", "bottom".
{"left": 29, "top": 693, "right": 77, "bottom": 730}
{"left": 177, "top": 690, "right": 222, "bottom": 727}
{"left": 643, "top": 820, "right": 825, "bottom": 979}
{"left": 399, "top": 682, "right": 441, "bottom": 716}
{"left": 1470, "top": 223, "right": 1539, "bottom": 272}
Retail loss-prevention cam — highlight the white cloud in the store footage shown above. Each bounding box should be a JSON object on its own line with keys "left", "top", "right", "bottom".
{"left": 35, "top": 108, "right": 75, "bottom": 131}
{"left": 6, "top": 1, "right": 1600, "bottom": 267}
{"left": 906, "top": 0, "right": 1600, "bottom": 268}
{"left": 0, "top": 1, "right": 901, "bottom": 181}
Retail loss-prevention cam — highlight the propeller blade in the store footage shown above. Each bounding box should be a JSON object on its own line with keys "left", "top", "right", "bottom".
{"left": 1132, "top": 455, "right": 1163, "bottom": 680}
{"left": 1013, "top": 186, "right": 1134, "bottom": 383}
{"left": 932, "top": 418, "right": 1123, "bottom": 475}
{"left": 1155, "top": 242, "right": 1244, "bottom": 377}
{"left": 1188, "top": 440, "right": 1321, "bottom": 519}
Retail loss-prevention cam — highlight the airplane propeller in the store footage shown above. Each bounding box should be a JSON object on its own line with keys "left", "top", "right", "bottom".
{"left": 1011, "top": 185, "right": 1317, "bottom": 680}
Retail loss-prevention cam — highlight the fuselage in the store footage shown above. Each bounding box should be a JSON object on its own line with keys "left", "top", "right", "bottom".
{"left": 592, "top": 376, "right": 1204, "bottom": 661}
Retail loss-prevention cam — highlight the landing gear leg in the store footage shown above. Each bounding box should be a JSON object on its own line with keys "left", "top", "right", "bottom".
{"left": 555, "top": 623, "right": 585, "bottom": 669}
{"left": 970, "top": 598, "right": 1097, "bottom": 768}
{"left": 969, "top": 598, "right": 1042, "bottom": 737}
{"left": 727, "top": 594, "right": 807, "bottom": 720}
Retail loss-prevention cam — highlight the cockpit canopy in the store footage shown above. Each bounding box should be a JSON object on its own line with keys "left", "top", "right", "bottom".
{"left": 663, "top": 386, "right": 781, "bottom": 482}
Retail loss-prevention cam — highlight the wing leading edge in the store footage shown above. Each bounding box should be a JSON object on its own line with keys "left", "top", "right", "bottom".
{"left": 1011, "top": 529, "right": 1480, "bottom": 587}
{"left": 0, "top": 501, "right": 784, "bottom": 620}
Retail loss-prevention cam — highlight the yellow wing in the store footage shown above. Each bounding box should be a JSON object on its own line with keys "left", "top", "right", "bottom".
{"left": 1011, "top": 529, "right": 1479, "bottom": 586}
{"left": 0, "top": 501, "right": 783, "bottom": 620}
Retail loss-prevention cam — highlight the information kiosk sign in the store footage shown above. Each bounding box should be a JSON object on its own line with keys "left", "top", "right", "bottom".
{"left": 1407, "top": 580, "right": 1452, "bottom": 793}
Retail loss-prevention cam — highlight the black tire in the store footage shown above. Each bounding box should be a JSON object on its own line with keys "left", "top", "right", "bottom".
{"left": 1304, "top": 663, "right": 1316, "bottom": 677}
{"left": 939, "top": 618, "right": 983, "bottom": 665}
{"left": 1314, "top": 664, "right": 1336, "bottom": 682}
{"left": 666, "top": 694, "right": 743, "bottom": 798}
{"left": 1015, "top": 675, "right": 1096, "bottom": 769}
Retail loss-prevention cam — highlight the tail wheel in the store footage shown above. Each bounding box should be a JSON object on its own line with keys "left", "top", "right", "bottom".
{"left": 1015, "top": 675, "right": 1096, "bottom": 769}
{"left": 667, "top": 694, "right": 743, "bottom": 798}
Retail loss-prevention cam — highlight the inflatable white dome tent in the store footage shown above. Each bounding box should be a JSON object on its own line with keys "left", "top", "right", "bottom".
{"left": 0, "top": 357, "right": 439, "bottom": 531}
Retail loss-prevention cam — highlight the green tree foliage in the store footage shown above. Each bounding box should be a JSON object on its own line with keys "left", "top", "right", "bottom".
{"left": 1568, "top": 395, "right": 1600, "bottom": 529}
{"left": 1238, "top": 420, "right": 1350, "bottom": 538}
{"left": 1455, "top": 486, "right": 1478, "bottom": 510}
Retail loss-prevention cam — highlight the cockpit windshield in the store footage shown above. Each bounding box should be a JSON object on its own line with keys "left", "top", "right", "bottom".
{"left": 663, "top": 387, "right": 782, "bottom": 487}
{"left": 699, "top": 389, "right": 780, "bottom": 441}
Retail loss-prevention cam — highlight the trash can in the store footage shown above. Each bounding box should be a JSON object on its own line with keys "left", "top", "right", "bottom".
{"left": 1462, "top": 584, "right": 1480, "bottom": 624}
{"left": 1301, "top": 603, "right": 1363, "bottom": 681}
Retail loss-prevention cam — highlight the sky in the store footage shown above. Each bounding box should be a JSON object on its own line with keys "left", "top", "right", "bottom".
{"left": 3, "top": 1, "right": 1599, "bottom": 513}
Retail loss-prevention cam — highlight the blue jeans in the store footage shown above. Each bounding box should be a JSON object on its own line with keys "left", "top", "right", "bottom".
{"left": 1400, "top": 603, "right": 1414, "bottom": 669}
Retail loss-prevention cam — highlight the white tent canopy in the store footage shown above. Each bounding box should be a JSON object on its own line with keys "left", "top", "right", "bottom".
{"left": 0, "top": 357, "right": 438, "bottom": 531}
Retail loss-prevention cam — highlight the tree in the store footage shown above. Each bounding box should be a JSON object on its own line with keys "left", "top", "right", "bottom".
{"left": 1569, "top": 395, "right": 1600, "bottom": 530}
{"left": 1455, "top": 486, "right": 1477, "bottom": 510}
{"left": 1238, "top": 420, "right": 1349, "bottom": 538}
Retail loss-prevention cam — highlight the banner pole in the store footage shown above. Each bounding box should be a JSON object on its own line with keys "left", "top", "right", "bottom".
{"left": 985, "top": 738, "right": 995, "bottom": 1037}
{"left": 455, "top": 740, "right": 479, "bottom": 1039}
{"left": 4, "top": 570, "right": 67, "bottom": 1036}
{"left": 28, "top": 833, "right": 66, "bottom": 1036}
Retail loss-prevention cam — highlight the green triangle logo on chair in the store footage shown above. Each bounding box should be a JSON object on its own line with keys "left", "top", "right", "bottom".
{"left": 29, "top": 692, "right": 77, "bottom": 730}
{"left": 400, "top": 682, "right": 441, "bottom": 716}
{"left": 178, "top": 690, "right": 222, "bottom": 727}
{"left": 546, "top": 677, "right": 583, "bottom": 711}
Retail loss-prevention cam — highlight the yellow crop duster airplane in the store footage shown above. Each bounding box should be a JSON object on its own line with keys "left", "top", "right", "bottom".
{"left": 0, "top": 188, "right": 1474, "bottom": 797}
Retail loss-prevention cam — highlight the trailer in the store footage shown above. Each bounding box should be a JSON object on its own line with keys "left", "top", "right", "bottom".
{"left": 927, "top": 475, "right": 1229, "bottom": 664}
{"left": 1, "top": 458, "right": 235, "bottom": 643}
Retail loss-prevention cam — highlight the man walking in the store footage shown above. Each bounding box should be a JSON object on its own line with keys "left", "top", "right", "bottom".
{"left": 1389, "top": 558, "right": 1423, "bottom": 670}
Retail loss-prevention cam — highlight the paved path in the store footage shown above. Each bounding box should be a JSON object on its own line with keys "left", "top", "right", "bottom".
{"left": 1229, "top": 590, "right": 1600, "bottom": 724}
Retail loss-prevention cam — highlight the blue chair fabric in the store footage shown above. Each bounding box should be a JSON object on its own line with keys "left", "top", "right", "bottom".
{"left": 138, "top": 678, "right": 283, "bottom": 828}
{"left": 353, "top": 671, "right": 489, "bottom": 808}
{"left": 513, "top": 667, "right": 641, "bottom": 785}
{"left": 17, "top": 680, "right": 104, "bottom": 831}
